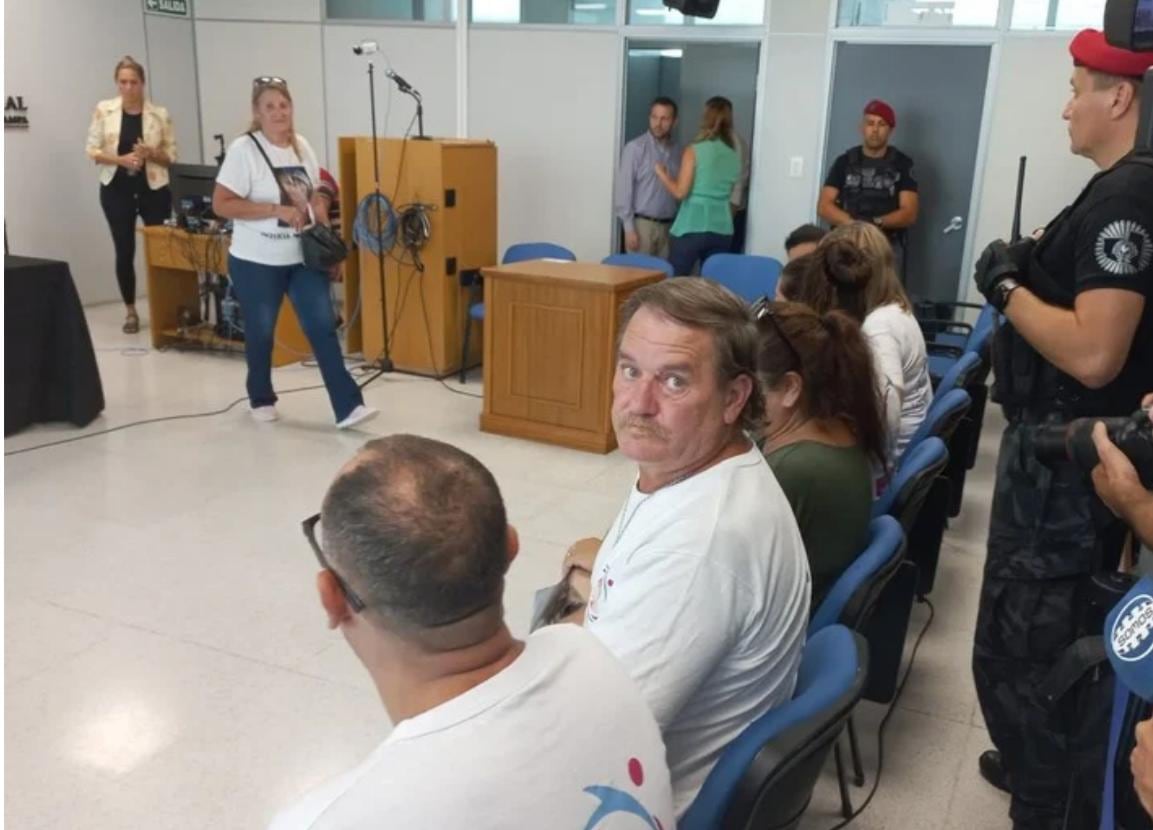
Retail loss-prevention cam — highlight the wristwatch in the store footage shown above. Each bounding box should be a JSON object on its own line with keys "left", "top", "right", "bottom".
{"left": 992, "top": 276, "right": 1022, "bottom": 312}
{"left": 873, "top": 216, "right": 885, "bottom": 229}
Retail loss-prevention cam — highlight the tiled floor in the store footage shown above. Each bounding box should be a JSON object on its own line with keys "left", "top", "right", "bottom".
{"left": 6, "top": 304, "right": 1012, "bottom": 829}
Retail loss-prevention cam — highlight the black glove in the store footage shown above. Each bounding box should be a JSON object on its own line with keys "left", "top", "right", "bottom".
{"left": 973, "top": 239, "right": 1024, "bottom": 312}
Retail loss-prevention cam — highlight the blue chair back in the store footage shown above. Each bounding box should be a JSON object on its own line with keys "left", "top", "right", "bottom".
{"left": 904, "top": 388, "right": 972, "bottom": 457}
{"left": 700, "top": 254, "right": 783, "bottom": 302}
{"left": 966, "top": 304, "right": 997, "bottom": 357}
{"left": 873, "top": 437, "right": 949, "bottom": 532}
{"left": 809, "top": 516, "right": 906, "bottom": 636}
{"left": 680, "top": 626, "right": 868, "bottom": 830}
{"left": 601, "top": 252, "right": 675, "bottom": 277}
{"left": 502, "top": 242, "right": 576, "bottom": 264}
{"left": 934, "top": 351, "right": 982, "bottom": 398}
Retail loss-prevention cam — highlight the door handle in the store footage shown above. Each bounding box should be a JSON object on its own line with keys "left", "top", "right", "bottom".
{"left": 942, "top": 216, "right": 964, "bottom": 235}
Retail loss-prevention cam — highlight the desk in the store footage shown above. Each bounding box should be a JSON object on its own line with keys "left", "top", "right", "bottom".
{"left": 139, "top": 227, "right": 310, "bottom": 367}
{"left": 479, "top": 260, "right": 664, "bottom": 453}
{"left": 5, "top": 255, "right": 105, "bottom": 435}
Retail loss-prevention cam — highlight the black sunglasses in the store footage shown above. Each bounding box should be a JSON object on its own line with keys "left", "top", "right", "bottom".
{"left": 303, "top": 513, "right": 367, "bottom": 613}
{"left": 301, "top": 513, "right": 497, "bottom": 626}
{"left": 253, "top": 76, "right": 288, "bottom": 88}
{"left": 751, "top": 296, "right": 802, "bottom": 371}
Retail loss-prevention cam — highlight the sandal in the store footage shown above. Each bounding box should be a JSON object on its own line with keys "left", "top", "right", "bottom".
{"left": 122, "top": 311, "right": 140, "bottom": 334}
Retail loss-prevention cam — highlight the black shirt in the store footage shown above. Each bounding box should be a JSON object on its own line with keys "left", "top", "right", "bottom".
{"left": 111, "top": 111, "right": 144, "bottom": 188}
{"left": 1029, "top": 152, "right": 1153, "bottom": 416}
{"left": 824, "top": 145, "right": 918, "bottom": 222}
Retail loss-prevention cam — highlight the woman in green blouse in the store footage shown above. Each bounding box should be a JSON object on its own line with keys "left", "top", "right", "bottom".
{"left": 654, "top": 96, "right": 740, "bottom": 276}
{"left": 754, "top": 300, "right": 889, "bottom": 609}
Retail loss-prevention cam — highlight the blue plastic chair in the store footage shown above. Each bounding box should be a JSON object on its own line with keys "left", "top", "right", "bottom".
{"left": 601, "top": 252, "right": 674, "bottom": 278}
{"left": 807, "top": 516, "right": 906, "bottom": 814}
{"left": 680, "top": 626, "right": 868, "bottom": 830}
{"left": 700, "top": 254, "right": 783, "bottom": 302}
{"left": 459, "top": 242, "right": 577, "bottom": 382}
{"left": 934, "top": 351, "right": 982, "bottom": 399}
{"left": 903, "top": 388, "right": 972, "bottom": 460}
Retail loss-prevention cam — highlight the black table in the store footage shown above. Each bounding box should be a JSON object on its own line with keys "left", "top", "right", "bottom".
{"left": 5, "top": 255, "right": 105, "bottom": 435}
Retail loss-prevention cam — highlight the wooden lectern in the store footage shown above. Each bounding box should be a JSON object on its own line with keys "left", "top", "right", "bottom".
{"left": 479, "top": 260, "right": 664, "bottom": 453}
{"left": 339, "top": 137, "right": 496, "bottom": 376}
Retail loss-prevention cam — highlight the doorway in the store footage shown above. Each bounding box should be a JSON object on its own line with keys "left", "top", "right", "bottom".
{"left": 824, "top": 42, "right": 992, "bottom": 300}
{"left": 619, "top": 40, "right": 761, "bottom": 253}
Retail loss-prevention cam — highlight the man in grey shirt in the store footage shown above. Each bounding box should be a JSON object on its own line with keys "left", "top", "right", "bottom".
{"left": 615, "top": 97, "right": 681, "bottom": 260}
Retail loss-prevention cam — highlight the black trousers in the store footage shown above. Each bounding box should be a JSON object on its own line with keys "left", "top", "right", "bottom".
{"left": 973, "top": 422, "right": 1118, "bottom": 829}
{"left": 99, "top": 179, "right": 171, "bottom": 305}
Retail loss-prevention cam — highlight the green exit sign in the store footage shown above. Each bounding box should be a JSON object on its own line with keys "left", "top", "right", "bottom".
{"left": 144, "top": 0, "right": 189, "bottom": 16}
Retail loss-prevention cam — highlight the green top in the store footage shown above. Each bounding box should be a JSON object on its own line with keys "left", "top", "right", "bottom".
{"left": 670, "top": 138, "right": 740, "bottom": 238}
{"left": 765, "top": 440, "right": 874, "bottom": 610}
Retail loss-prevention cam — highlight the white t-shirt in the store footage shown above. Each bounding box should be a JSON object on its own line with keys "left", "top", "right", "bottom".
{"left": 863, "top": 303, "right": 933, "bottom": 460}
{"left": 585, "top": 445, "right": 811, "bottom": 816}
{"left": 269, "top": 625, "right": 674, "bottom": 830}
{"left": 216, "top": 131, "right": 321, "bottom": 266}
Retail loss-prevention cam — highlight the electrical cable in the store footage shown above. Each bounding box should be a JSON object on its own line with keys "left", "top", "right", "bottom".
{"left": 827, "top": 598, "right": 936, "bottom": 829}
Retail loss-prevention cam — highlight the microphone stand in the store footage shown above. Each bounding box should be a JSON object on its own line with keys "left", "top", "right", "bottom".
{"left": 366, "top": 60, "right": 393, "bottom": 372}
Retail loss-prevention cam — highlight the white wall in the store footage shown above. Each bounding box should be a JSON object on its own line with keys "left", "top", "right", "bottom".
{"left": 321, "top": 24, "right": 457, "bottom": 166}
{"left": 746, "top": 34, "right": 831, "bottom": 260}
{"left": 3, "top": 0, "right": 148, "bottom": 305}
{"left": 469, "top": 29, "right": 619, "bottom": 261}
{"left": 965, "top": 34, "right": 1095, "bottom": 301}
{"left": 145, "top": 13, "right": 202, "bottom": 164}
{"left": 194, "top": 20, "right": 327, "bottom": 166}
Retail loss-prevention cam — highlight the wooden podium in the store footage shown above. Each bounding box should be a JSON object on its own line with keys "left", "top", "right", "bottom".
{"left": 139, "top": 226, "right": 309, "bottom": 366}
{"left": 479, "top": 260, "right": 664, "bottom": 453}
{"left": 339, "top": 137, "right": 496, "bottom": 376}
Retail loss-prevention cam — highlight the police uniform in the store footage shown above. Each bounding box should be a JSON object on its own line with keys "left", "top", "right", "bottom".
{"left": 823, "top": 99, "right": 918, "bottom": 255}
{"left": 972, "top": 30, "right": 1153, "bottom": 830}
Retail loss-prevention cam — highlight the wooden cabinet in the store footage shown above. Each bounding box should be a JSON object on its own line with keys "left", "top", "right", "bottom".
{"left": 479, "top": 260, "right": 664, "bottom": 453}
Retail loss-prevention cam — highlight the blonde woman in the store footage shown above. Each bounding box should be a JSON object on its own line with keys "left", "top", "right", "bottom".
{"left": 654, "top": 96, "right": 741, "bottom": 276}
{"left": 86, "top": 56, "right": 177, "bottom": 333}
{"left": 790, "top": 222, "right": 932, "bottom": 460}
{"left": 212, "top": 77, "right": 376, "bottom": 430}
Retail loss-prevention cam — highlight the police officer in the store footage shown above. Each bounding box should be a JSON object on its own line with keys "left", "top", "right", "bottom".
{"left": 818, "top": 99, "right": 919, "bottom": 267}
{"left": 971, "top": 29, "right": 1153, "bottom": 830}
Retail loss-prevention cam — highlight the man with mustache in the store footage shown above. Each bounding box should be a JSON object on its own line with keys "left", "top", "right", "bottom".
{"left": 557, "top": 277, "right": 811, "bottom": 817}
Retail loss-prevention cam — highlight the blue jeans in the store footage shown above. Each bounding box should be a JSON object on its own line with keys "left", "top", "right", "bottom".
{"left": 669, "top": 231, "right": 733, "bottom": 277}
{"left": 227, "top": 255, "right": 363, "bottom": 421}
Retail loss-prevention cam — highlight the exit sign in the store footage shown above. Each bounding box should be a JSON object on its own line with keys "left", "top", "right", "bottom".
{"left": 144, "top": 0, "right": 189, "bottom": 16}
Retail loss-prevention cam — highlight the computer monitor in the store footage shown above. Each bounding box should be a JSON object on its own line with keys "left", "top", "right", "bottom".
{"left": 169, "top": 163, "right": 219, "bottom": 222}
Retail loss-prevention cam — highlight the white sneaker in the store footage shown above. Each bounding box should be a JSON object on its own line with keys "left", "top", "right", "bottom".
{"left": 250, "top": 405, "right": 279, "bottom": 423}
{"left": 336, "top": 405, "right": 379, "bottom": 430}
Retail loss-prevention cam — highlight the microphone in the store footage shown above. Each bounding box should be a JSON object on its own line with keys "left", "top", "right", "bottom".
{"left": 352, "top": 40, "right": 379, "bottom": 56}
{"left": 385, "top": 67, "right": 417, "bottom": 96}
{"left": 1106, "top": 576, "right": 1153, "bottom": 701}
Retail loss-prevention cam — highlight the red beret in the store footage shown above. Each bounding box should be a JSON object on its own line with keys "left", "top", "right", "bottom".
{"left": 1069, "top": 28, "right": 1153, "bottom": 79}
{"left": 863, "top": 99, "right": 896, "bottom": 129}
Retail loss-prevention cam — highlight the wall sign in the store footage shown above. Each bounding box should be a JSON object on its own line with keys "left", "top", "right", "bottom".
{"left": 144, "top": 0, "right": 189, "bottom": 16}
{"left": 5, "top": 96, "right": 29, "bottom": 129}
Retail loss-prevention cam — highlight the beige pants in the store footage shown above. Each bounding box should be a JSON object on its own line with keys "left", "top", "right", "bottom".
{"left": 634, "top": 217, "right": 671, "bottom": 261}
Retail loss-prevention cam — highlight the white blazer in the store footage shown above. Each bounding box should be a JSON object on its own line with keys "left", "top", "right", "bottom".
{"left": 85, "top": 97, "right": 177, "bottom": 189}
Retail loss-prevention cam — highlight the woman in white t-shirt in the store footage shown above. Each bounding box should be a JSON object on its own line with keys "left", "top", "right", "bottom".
{"left": 212, "top": 78, "right": 376, "bottom": 429}
{"left": 787, "top": 221, "right": 932, "bottom": 461}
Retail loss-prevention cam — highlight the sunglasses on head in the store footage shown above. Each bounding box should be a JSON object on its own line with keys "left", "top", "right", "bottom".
{"left": 751, "top": 295, "right": 802, "bottom": 372}
{"left": 253, "top": 76, "right": 288, "bottom": 88}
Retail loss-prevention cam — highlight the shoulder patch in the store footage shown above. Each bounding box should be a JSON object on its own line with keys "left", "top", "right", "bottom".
{"left": 1094, "top": 219, "right": 1153, "bottom": 276}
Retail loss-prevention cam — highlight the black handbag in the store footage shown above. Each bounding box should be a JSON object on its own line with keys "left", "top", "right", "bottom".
{"left": 246, "top": 132, "right": 348, "bottom": 271}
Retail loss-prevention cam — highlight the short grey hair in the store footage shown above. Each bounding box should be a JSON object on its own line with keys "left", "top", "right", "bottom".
{"left": 617, "top": 277, "right": 765, "bottom": 433}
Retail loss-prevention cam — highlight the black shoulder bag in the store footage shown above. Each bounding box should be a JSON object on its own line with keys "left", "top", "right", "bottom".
{"left": 246, "top": 132, "right": 348, "bottom": 271}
